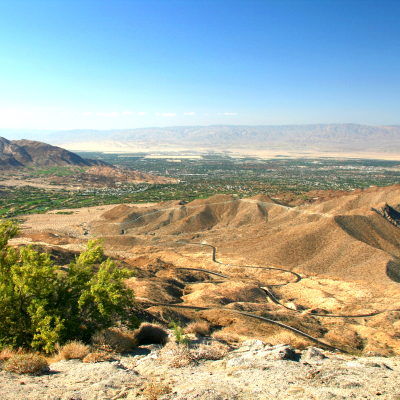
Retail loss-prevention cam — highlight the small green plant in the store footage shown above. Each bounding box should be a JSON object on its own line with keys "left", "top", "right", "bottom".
{"left": 169, "top": 320, "right": 189, "bottom": 345}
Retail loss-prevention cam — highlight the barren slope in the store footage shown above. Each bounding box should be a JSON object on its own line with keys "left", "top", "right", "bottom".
{"left": 90, "top": 187, "right": 400, "bottom": 285}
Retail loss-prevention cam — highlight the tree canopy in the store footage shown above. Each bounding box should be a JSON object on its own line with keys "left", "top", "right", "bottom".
{"left": 0, "top": 220, "right": 138, "bottom": 353}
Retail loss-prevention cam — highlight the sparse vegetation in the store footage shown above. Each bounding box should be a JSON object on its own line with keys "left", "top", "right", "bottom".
{"left": 184, "top": 320, "right": 211, "bottom": 336}
{"left": 159, "top": 341, "right": 193, "bottom": 368}
{"left": 193, "top": 341, "right": 231, "bottom": 360}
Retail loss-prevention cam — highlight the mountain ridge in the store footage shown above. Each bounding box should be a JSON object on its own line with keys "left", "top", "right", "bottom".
{"left": 50, "top": 123, "right": 400, "bottom": 145}
{"left": 0, "top": 137, "right": 105, "bottom": 170}
{"left": 4, "top": 124, "right": 400, "bottom": 150}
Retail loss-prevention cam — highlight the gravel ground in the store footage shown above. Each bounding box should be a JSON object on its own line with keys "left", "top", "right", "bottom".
{"left": 1, "top": 341, "right": 400, "bottom": 400}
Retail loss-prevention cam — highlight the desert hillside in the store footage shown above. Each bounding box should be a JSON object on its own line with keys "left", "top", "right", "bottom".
{"left": 0, "top": 137, "right": 105, "bottom": 169}
{"left": 14, "top": 185, "right": 400, "bottom": 355}
{"left": 89, "top": 186, "right": 400, "bottom": 285}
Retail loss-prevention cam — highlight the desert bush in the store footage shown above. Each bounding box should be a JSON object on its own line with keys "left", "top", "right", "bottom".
{"left": 4, "top": 353, "right": 48, "bottom": 375}
{"left": 184, "top": 321, "right": 211, "bottom": 336}
{"left": 193, "top": 341, "right": 231, "bottom": 361}
{"left": 143, "top": 379, "right": 172, "bottom": 400}
{"left": 82, "top": 352, "right": 114, "bottom": 363}
{"left": 0, "top": 220, "right": 138, "bottom": 353}
{"left": 92, "top": 328, "right": 137, "bottom": 353}
{"left": 159, "top": 341, "right": 193, "bottom": 368}
{"left": 57, "top": 340, "right": 90, "bottom": 360}
{"left": 133, "top": 323, "right": 169, "bottom": 345}
{"left": 0, "top": 347, "right": 17, "bottom": 362}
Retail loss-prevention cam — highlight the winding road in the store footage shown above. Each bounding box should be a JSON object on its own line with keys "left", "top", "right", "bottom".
{"left": 144, "top": 241, "right": 400, "bottom": 353}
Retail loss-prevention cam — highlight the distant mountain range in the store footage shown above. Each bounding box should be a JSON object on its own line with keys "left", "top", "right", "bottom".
{"left": 0, "top": 137, "right": 105, "bottom": 170}
{"left": 2, "top": 124, "right": 400, "bottom": 152}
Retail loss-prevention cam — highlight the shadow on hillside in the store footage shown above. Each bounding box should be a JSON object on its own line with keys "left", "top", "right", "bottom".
{"left": 386, "top": 259, "right": 400, "bottom": 283}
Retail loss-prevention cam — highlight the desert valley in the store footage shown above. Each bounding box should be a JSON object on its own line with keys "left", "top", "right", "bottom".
{"left": 1, "top": 134, "right": 400, "bottom": 399}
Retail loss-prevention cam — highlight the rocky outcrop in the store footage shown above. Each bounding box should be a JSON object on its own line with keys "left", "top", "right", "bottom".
{"left": 373, "top": 203, "right": 400, "bottom": 228}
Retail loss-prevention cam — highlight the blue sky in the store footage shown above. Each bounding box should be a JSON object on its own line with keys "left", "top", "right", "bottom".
{"left": 0, "top": 0, "right": 399, "bottom": 130}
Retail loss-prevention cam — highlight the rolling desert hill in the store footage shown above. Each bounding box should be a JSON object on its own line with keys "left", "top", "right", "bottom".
{"left": 89, "top": 186, "right": 400, "bottom": 285}
{"left": 14, "top": 186, "right": 400, "bottom": 355}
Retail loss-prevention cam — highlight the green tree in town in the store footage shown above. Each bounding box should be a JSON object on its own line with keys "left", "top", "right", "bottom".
{"left": 0, "top": 220, "right": 138, "bottom": 353}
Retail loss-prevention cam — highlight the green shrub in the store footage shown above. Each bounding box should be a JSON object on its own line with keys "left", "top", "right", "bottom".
{"left": 0, "top": 220, "right": 139, "bottom": 353}
{"left": 169, "top": 320, "right": 189, "bottom": 345}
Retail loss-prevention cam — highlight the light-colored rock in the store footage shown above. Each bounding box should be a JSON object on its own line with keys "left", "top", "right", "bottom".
{"left": 302, "top": 346, "right": 328, "bottom": 363}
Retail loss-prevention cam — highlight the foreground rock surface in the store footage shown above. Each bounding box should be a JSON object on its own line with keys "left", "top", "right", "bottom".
{"left": 1, "top": 341, "right": 400, "bottom": 400}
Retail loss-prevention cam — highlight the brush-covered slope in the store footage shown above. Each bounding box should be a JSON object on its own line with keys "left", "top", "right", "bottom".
{"left": 92, "top": 187, "right": 400, "bottom": 285}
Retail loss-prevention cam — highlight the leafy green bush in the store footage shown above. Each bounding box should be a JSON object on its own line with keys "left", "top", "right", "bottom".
{"left": 0, "top": 220, "right": 138, "bottom": 353}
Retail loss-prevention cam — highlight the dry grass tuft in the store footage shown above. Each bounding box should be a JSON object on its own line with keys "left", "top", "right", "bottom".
{"left": 4, "top": 353, "right": 48, "bottom": 375}
{"left": 267, "top": 330, "right": 311, "bottom": 350}
{"left": 92, "top": 328, "right": 137, "bottom": 353}
{"left": 184, "top": 321, "right": 211, "bottom": 336}
{"left": 193, "top": 341, "right": 231, "bottom": 360}
{"left": 159, "top": 341, "right": 193, "bottom": 368}
{"left": 57, "top": 341, "right": 90, "bottom": 360}
{"left": 0, "top": 348, "right": 17, "bottom": 362}
{"left": 82, "top": 351, "right": 114, "bottom": 363}
{"left": 143, "top": 380, "right": 172, "bottom": 400}
{"left": 212, "top": 331, "right": 241, "bottom": 344}
{"left": 133, "top": 323, "right": 169, "bottom": 345}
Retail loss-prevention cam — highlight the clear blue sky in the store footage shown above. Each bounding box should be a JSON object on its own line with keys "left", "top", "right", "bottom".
{"left": 0, "top": 0, "right": 399, "bottom": 130}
